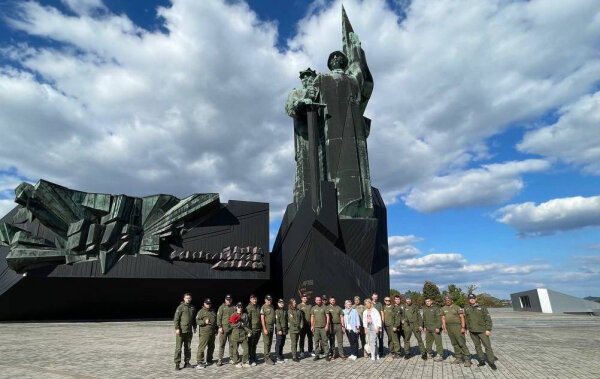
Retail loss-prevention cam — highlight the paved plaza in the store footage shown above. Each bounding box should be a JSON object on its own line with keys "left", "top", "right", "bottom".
{"left": 0, "top": 310, "right": 599, "bottom": 378}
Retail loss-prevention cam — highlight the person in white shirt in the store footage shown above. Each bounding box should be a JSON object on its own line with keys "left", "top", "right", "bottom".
{"left": 363, "top": 299, "right": 382, "bottom": 361}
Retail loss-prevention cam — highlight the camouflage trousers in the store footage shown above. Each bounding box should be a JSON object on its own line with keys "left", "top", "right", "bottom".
{"left": 469, "top": 331, "right": 495, "bottom": 363}
{"left": 196, "top": 332, "right": 215, "bottom": 364}
{"left": 447, "top": 324, "right": 470, "bottom": 360}
{"left": 404, "top": 324, "right": 425, "bottom": 354}
{"left": 174, "top": 332, "right": 193, "bottom": 364}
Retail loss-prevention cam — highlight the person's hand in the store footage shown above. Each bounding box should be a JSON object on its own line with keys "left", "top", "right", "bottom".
{"left": 443, "top": 328, "right": 448, "bottom": 334}
{"left": 205, "top": 319, "right": 210, "bottom": 325}
{"left": 435, "top": 328, "right": 440, "bottom": 334}
{"left": 248, "top": 333, "right": 252, "bottom": 338}
{"left": 263, "top": 328, "right": 268, "bottom": 335}
{"left": 485, "top": 330, "right": 491, "bottom": 336}
{"left": 311, "top": 326, "right": 315, "bottom": 333}
{"left": 278, "top": 331, "right": 283, "bottom": 335}
{"left": 175, "top": 329, "right": 180, "bottom": 335}
{"left": 465, "top": 330, "right": 470, "bottom": 336}
{"left": 325, "top": 325, "right": 329, "bottom": 332}
{"left": 419, "top": 326, "right": 423, "bottom": 332}
{"left": 402, "top": 320, "right": 405, "bottom": 325}
{"left": 393, "top": 327, "right": 397, "bottom": 332}
{"left": 460, "top": 327, "right": 465, "bottom": 335}
{"left": 376, "top": 328, "right": 380, "bottom": 335}
{"left": 218, "top": 327, "right": 223, "bottom": 334}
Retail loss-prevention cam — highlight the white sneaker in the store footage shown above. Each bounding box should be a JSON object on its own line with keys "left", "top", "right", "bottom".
{"left": 311, "top": 352, "right": 316, "bottom": 357}
{"left": 349, "top": 355, "right": 357, "bottom": 360}
{"left": 250, "top": 362, "right": 257, "bottom": 367}
{"left": 242, "top": 363, "right": 251, "bottom": 368}
{"left": 371, "top": 356, "right": 376, "bottom": 361}
{"left": 235, "top": 363, "right": 242, "bottom": 368}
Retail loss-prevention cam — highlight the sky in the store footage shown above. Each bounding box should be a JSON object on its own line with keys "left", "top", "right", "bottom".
{"left": 0, "top": 0, "right": 599, "bottom": 299}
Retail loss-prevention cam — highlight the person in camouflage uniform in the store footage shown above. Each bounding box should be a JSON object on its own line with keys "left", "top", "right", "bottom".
{"left": 393, "top": 294, "right": 406, "bottom": 357}
{"left": 310, "top": 296, "right": 331, "bottom": 361}
{"left": 246, "top": 294, "right": 261, "bottom": 366}
{"left": 288, "top": 298, "right": 304, "bottom": 362}
{"left": 261, "top": 294, "right": 276, "bottom": 364}
{"left": 403, "top": 296, "right": 426, "bottom": 360}
{"left": 442, "top": 295, "right": 471, "bottom": 367}
{"left": 230, "top": 302, "right": 252, "bottom": 368}
{"left": 298, "top": 294, "right": 313, "bottom": 358}
{"left": 274, "top": 299, "right": 288, "bottom": 362}
{"left": 465, "top": 294, "right": 497, "bottom": 370}
{"left": 327, "top": 296, "right": 346, "bottom": 359}
{"left": 216, "top": 294, "right": 235, "bottom": 366}
{"left": 195, "top": 298, "right": 216, "bottom": 369}
{"left": 422, "top": 297, "right": 444, "bottom": 362}
{"left": 173, "top": 293, "right": 196, "bottom": 370}
{"left": 382, "top": 296, "right": 400, "bottom": 357}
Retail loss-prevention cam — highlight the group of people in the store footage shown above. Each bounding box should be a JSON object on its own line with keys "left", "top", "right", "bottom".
{"left": 173, "top": 292, "right": 497, "bottom": 371}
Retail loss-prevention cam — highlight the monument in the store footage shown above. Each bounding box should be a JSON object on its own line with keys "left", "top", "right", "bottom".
{"left": 272, "top": 7, "right": 390, "bottom": 302}
{"left": 0, "top": 7, "right": 388, "bottom": 320}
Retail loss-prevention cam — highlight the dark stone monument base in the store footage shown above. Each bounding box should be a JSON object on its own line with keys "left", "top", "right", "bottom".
{"left": 272, "top": 182, "right": 389, "bottom": 302}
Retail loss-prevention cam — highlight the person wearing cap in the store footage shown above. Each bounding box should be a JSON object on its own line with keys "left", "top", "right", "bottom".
{"left": 442, "top": 296, "right": 471, "bottom": 367}
{"left": 393, "top": 295, "right": 406, "bottom": 357}
{"left": 288, "top": 298, "right": 304, "bottom": 362}
{"left": 310, "top": 296, "right": 331, "bottom": 361}
{"left": 327, "top": 296, "right": 346, "bottom": 359}
{"left": 298, "top": 294, "right": 314, "bottom": 358}
{"left": 402, "top": 296, "right": 426, "bottom": 360}
{"left": 196, "top": 298, "right": 216, "bottom": 369}
{"left": 422, "top": 297, "right": 444, "bottom": 362}
{"left": 382, "top": 296, "right": 399, "bottom": 358}
{"left": 465, "top": 294, "right": 497, "bottom": 370}
{"left": 261, "top": 294, "right": 276, "bottom": 364}
{"left": 230, "top": 302, "right": 252, "bottom": 368}
{"left": 371, "top": 293, "right": 384, "bottom": 357}
{"left": 274, "top": 298, "right": 288, "bottom": 362}
{"left": 216, "top": 294, "right": 235, "bottom": 366}
{"left": 173, "top": 292, "right": 196, "bottom": 370}
{"left": 343, "top": 299, "right": 360, "bottom": 360}
{"left": 353, "top": 296, "right": 366, "bottom": 356}
{"left": 246, "top": 294, "right": 261, "bottom": 366}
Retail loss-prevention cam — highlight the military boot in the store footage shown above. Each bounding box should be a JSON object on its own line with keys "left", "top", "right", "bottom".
{"left": 478, "top": 360, "right": 486, "bottom": 367}
{"left": 421, "top": 353, "right": 427, "bottom": 360}
{"left": 183, "top": 362, "right": 192, "bottom": 369}
{"left": 489, "top": 362, "right": 498, "bottom": 370}
{"left": 464, "top": 358, "right": 472, "bottom": 367}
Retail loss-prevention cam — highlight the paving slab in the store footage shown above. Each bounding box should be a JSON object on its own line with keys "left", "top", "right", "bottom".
{"left": 0, "top": 310, "right": 599, "bottom": 378}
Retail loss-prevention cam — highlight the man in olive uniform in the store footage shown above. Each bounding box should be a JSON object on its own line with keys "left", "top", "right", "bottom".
{"left": 174, "top": 292, "right": 197, "bottom": 370}
{"left": 353, "top": 296, "right": 366, "bottom": 354}
{"left": 261, "top": 294, "right": 276, "bottom": 364}
{"left": 310, "top": 296, "right": 331, "bottom": 361}
{"left": 393, "top": 295, "right": 406, "bottom": 357}
{"left": 327, "top": 296, "right": 346, "bottom": 359}
{"left": 422, "top": 297, "right": 444, "bottom": 362}
{"left": 288, "top": 298, "right": 304, "bottom": 362}
{"left": 382, "top": 296, "right": 400, "bottom": 357}
{"left": 371, "top": 293, "right": 384, "bottom": 357}
{"left": 230, "top": 302, "right": 252, "bottom": 368}
{"left": 195, "top": 298, "right": 217, "bottom": 369}
{"left": 274, "top": 299, "right": 288, "bottom": 362}
{"left": 246, "top": 294, "right": 261, "bottom": 366}
{"left": 298, "top": 294, "right": 313, "bottom": 358}
{"left": 322, "top": 294, "right": 333, "bottom": 357}
{"left": 442, "top": 295, "right": 471, "bottom": 367}
{"left": 465, "top": 294, "right": 497, "bottom": 370}
{"left": 403, "top": 296, "right": 426, "bottom": 360}
{"left": 216, "top": 294, "right": 235, "bottom": 366}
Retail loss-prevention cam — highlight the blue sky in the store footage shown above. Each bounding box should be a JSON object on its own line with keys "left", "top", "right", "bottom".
{"left": 0, "top": 0, "right": 599, "bottom": 299}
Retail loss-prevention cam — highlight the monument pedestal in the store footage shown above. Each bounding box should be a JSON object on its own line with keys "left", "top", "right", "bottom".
{"left": 272, "top": 182, "right": 389, "bottom": 301}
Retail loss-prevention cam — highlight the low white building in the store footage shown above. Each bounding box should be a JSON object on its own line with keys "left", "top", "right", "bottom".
{"left": 511, "top": 288, "right": 600, "bottom": 315}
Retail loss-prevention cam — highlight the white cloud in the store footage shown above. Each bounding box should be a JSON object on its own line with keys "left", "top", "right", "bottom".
{"left": 0, "top": 0, "right": 599, "bottom": 225}
{"left": 0, "top": 200, "right": 16, "bottom": 218}
{"left": 403, "top": 159, "right": 550, "bottom": 213}
{"left": 518, "top": 91, "right": 600, "bottom": 175}
{"left": 495, "top": 195, "right": 600, "bottom": 236}
{"left": 388, "top": 234, "right": 422, "bottom": 259}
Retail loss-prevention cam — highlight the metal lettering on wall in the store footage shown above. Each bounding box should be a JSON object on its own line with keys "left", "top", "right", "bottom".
{"left": 169, "top": 246, "right": 265, "bottom": 271}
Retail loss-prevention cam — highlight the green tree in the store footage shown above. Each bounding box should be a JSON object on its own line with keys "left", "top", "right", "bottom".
{"left": 422, "top": 281, "right": 443, "bottom": 305}
{"left": 390, "top": 288, "right": 401, "bottom": 298}
{"left": 444, "top": 284, "right": 467, "bottom": 307}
